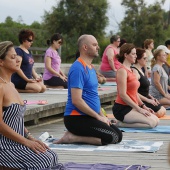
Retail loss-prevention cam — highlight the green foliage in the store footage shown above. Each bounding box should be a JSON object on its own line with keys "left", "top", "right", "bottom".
{"left": 119, "top": 0, "right": 166, "bottom": 47}
{"left": 2, "top": 0, "right": 170, "bottom": 64}
{"left": 0, "top": 16, "right": 49, "bottom": 47}
{"left": 0, "top": 16, "right": 28, "bottom": 45}
{"left": 43, "top": 0, "right": 109, "bottom": 62}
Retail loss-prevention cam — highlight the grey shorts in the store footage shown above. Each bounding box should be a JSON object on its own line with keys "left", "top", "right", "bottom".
{"left": 99, "top": 70, "right": 116, "bottom": 78}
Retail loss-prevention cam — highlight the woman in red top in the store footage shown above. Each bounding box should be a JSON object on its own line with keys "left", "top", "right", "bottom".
{"left": 112, "top": 43, "right": 159, "bottom": 128}
{"left": 99, "top": 35, "right": 121, "bottom": 80}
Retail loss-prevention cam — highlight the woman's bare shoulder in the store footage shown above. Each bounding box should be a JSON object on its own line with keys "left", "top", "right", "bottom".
{"left": 0, "top": 83, "right": 5, "bottom": 98}
{"left": 117, "top": 67, "right": 126, "bottom": 74}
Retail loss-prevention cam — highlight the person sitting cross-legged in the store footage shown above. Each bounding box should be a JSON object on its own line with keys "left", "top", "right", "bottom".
{"left": 11, "top": 29, "right": 46, "bottom": 93}
{"left": 0, "top": 41, "right": 61, "bottom": 170}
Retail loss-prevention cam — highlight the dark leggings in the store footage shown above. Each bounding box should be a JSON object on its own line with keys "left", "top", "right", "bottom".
{"left": 44, "top": 76, "right": 68, "bottom": 89}
{"left": 64, "top": 116, "right": 122, "bottom": 145}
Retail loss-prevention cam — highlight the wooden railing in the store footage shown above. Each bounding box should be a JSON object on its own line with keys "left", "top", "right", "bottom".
{"left": 29, "top": 47, "right": 47, "bottom": 63}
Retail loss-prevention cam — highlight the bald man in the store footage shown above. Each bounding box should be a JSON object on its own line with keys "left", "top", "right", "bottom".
{"left": 54, "top": 35, "right": 122, "bottom": 145}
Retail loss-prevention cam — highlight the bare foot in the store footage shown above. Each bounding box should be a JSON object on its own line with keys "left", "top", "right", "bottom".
{"left": 110, "top": 119, "right": 117, "bottom": 125}
{"left": 53, "top": 131, "right": 75, "bottom": 144}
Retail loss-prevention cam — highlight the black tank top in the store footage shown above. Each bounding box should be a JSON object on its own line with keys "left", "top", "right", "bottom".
{"left": 132, "top": 67, "right": 150, "bottom": 97}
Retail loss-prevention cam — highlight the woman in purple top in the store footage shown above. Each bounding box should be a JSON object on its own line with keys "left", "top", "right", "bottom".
{"left": 11, "top": 29, "right": 46, "bottom": 93}
{"left": 43, "top": 33, "right": 68, "bottom": 89}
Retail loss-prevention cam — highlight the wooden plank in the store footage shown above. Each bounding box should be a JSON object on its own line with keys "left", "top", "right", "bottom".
{"left": 28, "top": 111, "right": 170, "bottom": 169}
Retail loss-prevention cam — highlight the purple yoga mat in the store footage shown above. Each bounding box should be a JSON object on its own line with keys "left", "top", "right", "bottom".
{"left": 63, "top": 162, "right": 150, "bottom": 170}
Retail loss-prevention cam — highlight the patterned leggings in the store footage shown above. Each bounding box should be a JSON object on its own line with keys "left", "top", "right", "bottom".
{"left": 64, "top": 115, "right": 123, "bottom": 145}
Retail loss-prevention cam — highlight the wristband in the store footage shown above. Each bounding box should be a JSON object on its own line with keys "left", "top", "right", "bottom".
{"left": 25, "top": 132, "right": 34, "bottom": 139}
{"left": 140, "top": 103, "right": 145, "bottom": 108}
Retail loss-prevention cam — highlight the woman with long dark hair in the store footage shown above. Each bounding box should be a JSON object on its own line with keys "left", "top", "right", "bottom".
{"left": 43, "top": 33, "right": 68, "bottom": 89}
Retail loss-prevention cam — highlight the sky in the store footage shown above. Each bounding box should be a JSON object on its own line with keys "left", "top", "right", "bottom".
{"left": 0, "top": 0, "right": 170, "bottom": 33}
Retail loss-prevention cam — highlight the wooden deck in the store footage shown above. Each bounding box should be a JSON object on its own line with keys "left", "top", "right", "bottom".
{"left": 27, "top": 109, "right": 170, "bottom": 169}
{"left": 20, "top": 86, "right": 116, "bottom": 125}
{"left": 22, "top": 63, "right": 170, "bottom": 169}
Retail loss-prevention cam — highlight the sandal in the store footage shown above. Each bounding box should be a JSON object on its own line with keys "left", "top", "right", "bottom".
{"left": 37, "top": 100, "right": 48, "bottom": 105}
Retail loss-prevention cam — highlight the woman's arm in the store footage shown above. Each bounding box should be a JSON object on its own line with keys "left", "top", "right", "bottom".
{"left": 45, "top": 57, "right": 61, "bottom": 77}
{"left": 106, "top": 48, "right": 117, "bottom": 71}
{"left": 45, "top": 57, "right": 67, "bottom": 81}
{"left": 138, "top": 93, "right": 158, "bottom": 106}
{"left": 32, "top": 68, "right": 40, "bottom": 79}
{"left": 14, "top": 54, "right": 36, "bottom": 82}
{"left": 153, "top": 71, "right": 167, "bottom": 96}
{"left": 138, "top": 93, "right": 150, "bottom": 102}
{"left": 15, "top": 69, "right": 31, "bottom": 82}
{"left": 153, "top": 71, "right": 170, "bottom": 99}
{"left": 15, "top": 69, "right": 36, "bottom": 83}
{"left": 144, "top": 66, "right": 149, "bottom": 78}
{"left": 59, "top": 69, "right": 67, "bottom": 78}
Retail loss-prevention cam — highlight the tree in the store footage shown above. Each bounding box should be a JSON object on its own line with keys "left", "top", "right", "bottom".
{"left": 17, "top": 15, "right": 24, "bottom": 24}
{"left": 5, "top": 16, "right": 14, "bottom": 26}
{"left": 31, "top": 21, "right": 42, "bottom": 29}
{"left": 119, "top": 0, "right": 166, "bottom": 47}
{"left": 0, "top": 16, "right": 49, "bottom": 47}
{"left": 43, "top": 0, "right": 109, "bottom": 62}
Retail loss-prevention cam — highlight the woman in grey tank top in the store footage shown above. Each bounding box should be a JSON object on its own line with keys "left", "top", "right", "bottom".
{"left": 149, "top": 49, "right": 170, "bottom": 108}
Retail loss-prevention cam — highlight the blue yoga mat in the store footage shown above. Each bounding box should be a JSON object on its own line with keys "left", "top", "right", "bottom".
{"left": 119, "top": 125, "right": 170, "bottom": 133}
{"left": 44, "top": 139, "right": 163, "bottom": 153}
{"left": 101, "top": 82, "right": 117, "bottom": 86}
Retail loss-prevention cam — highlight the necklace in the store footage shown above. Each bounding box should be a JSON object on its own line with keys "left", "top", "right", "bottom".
{"left": 0, "top": 76, "right": 7, "bottom": 83}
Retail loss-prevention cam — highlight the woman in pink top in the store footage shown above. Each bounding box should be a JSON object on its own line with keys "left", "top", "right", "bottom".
{"left": 99, "top": 35, "right": 121, "bottom": 78}
{"left": 43, "top": 33, "right": 67, "bottom": 89}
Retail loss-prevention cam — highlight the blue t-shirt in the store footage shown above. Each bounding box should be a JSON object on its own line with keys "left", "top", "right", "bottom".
{"left": 12, "top": 47, "right": 34, "bottom": 83}
{"left": 64, "top": 58, "right": 100, "bottom": 116}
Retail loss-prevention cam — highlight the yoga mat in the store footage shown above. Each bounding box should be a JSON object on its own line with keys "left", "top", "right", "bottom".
{"left": 25, "top": 100, "right": 48, "bottom": 105}
{"left": 159, "top": 115, "right": 170, "bottom": 119}
{"left": 44, "top": 139, "right": 163, "bottom": 153}
{"left": 101, "top": 82, "right": 117, "bottom": 86}
{"left": 107, "top": 114, "right": 170, "bottom": 120}
{"left": 166, "top": 107, "right": 170, "bottom": 110}
{"left": 119, "top": 126, "right": 170, "bottom": 134}
{"left": 64, "top": 162, "right": 151, "bottom": 170}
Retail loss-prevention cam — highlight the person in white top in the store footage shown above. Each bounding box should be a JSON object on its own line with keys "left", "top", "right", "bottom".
{"left": 143, "top": 39, "right": 154, "bottom": 77}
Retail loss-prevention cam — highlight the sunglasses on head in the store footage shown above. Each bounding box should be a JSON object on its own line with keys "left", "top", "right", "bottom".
{"left": 27, "top": 39, "right": 33, "bottom": 42}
